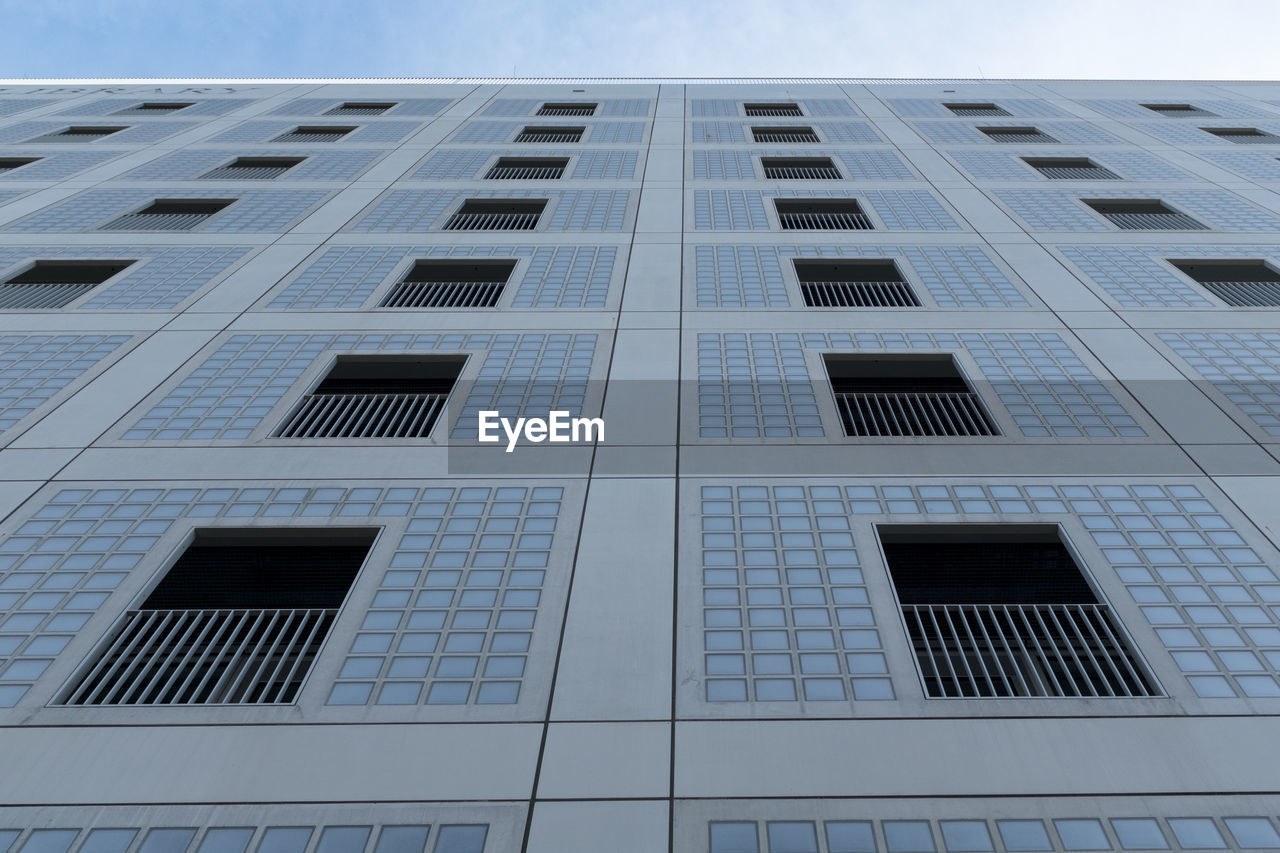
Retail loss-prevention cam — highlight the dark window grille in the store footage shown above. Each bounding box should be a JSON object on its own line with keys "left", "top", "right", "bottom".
{"left": 115, "top": 102, "right": 194, "bottom": 115}
{"left": 515, "top": 126, "right": 584, "bottom": 143}
{"left": 1023, "top": 157, "right": 1120, "bottom": 180}
{"left": 945, "top": 102, "right": 1010, "bottom": 116}
{"left": 200, "top": 156, "right": 305, "bottom": 180}
{"left": 442, "top": 199, "right": 545, "bottom": 231}
{"left": 537, "top": 103, "right": 596, "bottom": 116}
{"left": 879, "top": 529, "right": 1161, "bottom": 699}
{"left": 99, "top": 199, "right": 234, "bottom": 232}
{"left": 1142, "top": 103, "right": 1216, "bottom": 117}
{"left": 61, "top": 531, "right": 374, "bottom": 706}
{"left": 825, "top": 355, "right": 997, "bottom": 436}
{"left": 0, "top": 157, "right": 40, "bottom": 173}
{"left": 31, "top": 126, "right": 127, "bottom": 143}
{"left": 1203, "top": 127, "right": 1279, "bottom": 144}
{"left": 751, "top": 126, "right": 819, "bottom": 143}
{"left": 979, "top": 126, "right": 1059, "bottom": 143}
{"left": 0, "top": 259, "right": 134, "bottom": 309}
{"left": 745, "top": 102, "right": 804, "bottom": 117}
{"left": 761, "top": 157, "right": 841, "bottom": 180}
{"left": 277, "top": 356, "right": 463, "bottom": 439}
{"left": 380, "top": 260, "right": 514, "bottom": 309}
{"left": 795, "top": 260, "right": 920, "bottom": 308}
{"left": 1171, "top": 260, "right": 1280, "bottom": 307}
{"left": 775, "top": 199, "right": 872, "bottom": 230}
{"left": 273, "top": 126, "right": 356, "bottom": 143}
{"left": 325, "top": 102, "right": 395, "bottom": 115}
{"left": 1084, "top": 199, "right": 1208, "bottom": 231}
{"left": 484, "top": 157, "right": 568, "bottom": 180}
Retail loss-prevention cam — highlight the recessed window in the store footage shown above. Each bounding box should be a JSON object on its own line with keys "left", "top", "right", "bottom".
{"left": 484, "top": 156, "right": 568, "bottom": 179}
{"left": 0, "top": 260, "right": 134, "bottom": 310}
{"left": 1142, "top": 103, "right": 1216, "bottom": 117}
{"left": 515, "top": 125, "right": 584, "bottom": 143}
{"left": 978, "top": 126, "right": 1058, "bottom": 143}
{"left": 537, "top": 102, "right": 596, "bottom": 116}
{"left": 945, "top": 102, "right": 1010, "bottom": 116}
{"left": 29, "top": 126, "right": 127, "bottom": 143}
{"left": 325, "top": 102, "right": 396, "bottom": 115}
{"left": 795, "top": 259, "right": 921, "bottom": 308}
{"left": 380, "top": 260, "right": 514, "bottom": 309}
{"left": 745, "top": 102, "right": 804, "bottom": 117}
{"left": 1202, "top": 127, "right": 1279, "bottom": 144}
{"left": 825, "top": 355, "right": 998, "bottom": 436}
{"left": 99, "top": 199, "right": 235, "bottom": 232}
{"left": 60, "top": 528, "right": 376, "bottom": 705}
{"left": 0, "top": 156, "right": 40, "bottom": 173}
{"left": 1170, "top": 260, "right": 1280, "bottom": 307}
{"left": 877, "top": 525, "right": 1160, "bottom": 698}
{"left": 1083, "top": 199, "right": 1208, "bottom": 230}
{"left": 277, "top": 356, "right": 464, "bottom": 439}
{"left": 273, "top": 125, "right": 356, "bottom": 143}
{"left": 761, "top": 157, "right": 841, "bottom": 180}
{"left": 114, "top": 102, "right": 194, "bottom": 115}
{"left": 200, "top": 156, "right": 306, "bottom": 180}
{"left": 751, "top": 125, "right": 819, "bottom": 143}
{"left": 774, "top": 199, "right": 872, "bottom": 230}
{"left": 1023, "top": 157, "right": 1120, "bottom": 180}
{"left": 442, "top": 199, "right": 546, "bottom": 231}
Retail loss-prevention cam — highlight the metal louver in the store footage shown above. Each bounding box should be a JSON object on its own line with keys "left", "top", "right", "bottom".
{"left": 99, "top": 199, "right": 233, "bottom": 232}
{"left": 380, "top": 260, "right": 514, "bottom": 309}
{"left": 826, "top": 356, "right": 997, "bottom": 436}
{"left": 0, "top": 157, "right": 40, "bottom": 173}
{"left": 745, "top": 103, "right": 803, "bottom": 117}
{"left": 273, "top": 126, "right": 355, "bottom": 143}
{"left": 442, "top": 199, "right": 545, "bottom": 231}
{"left": 795, "top": 260, "right": 920, "bottom": 308}
{"left": 325, "top": 102, "right": 395, "bottom": 115}
{"left": 484, "top": 157, "right": 568, "bottom": 179}
{"left": 1143, "top": 103, "right": 1216, "bottom": 117}
{"left": 537, "top": 103, "right": 596, "bottom": 116}
{"left": 1171, "top": 260, "right": 1280, "bottom": 307}
{"left": 515, "top": 126, "right": 584, "bottom": 143}
{"left": 1085, "top": 200, "right": 1208, "bottom": 231}
{"left": 775, "top": 199, "right": 873, "bottom": 230}
{"left": 946, "top": 103, "right": 1011, "bottom": 116}
{"left": 1204, "top": 128, "right": 1279, "bottom": 144}
{"left": 1024, "top": 158, "right": 1120, "bottom": 180}
{"left": 0, "top": 260, "right": 134, "bottom": 309}
{"left": 33, "top": 126, "right": 126, "bottom": 142}
{"left": 752, "top": 126, "right": 819, "bottom": 143}
{"left": 115, "top": 102, "right": 193, "bottom": 115}
{"left": 980, "top": 126, "right": 1059, "bottom": 143}
{"left": 762, "top": 157, "right": 841, "bottom": 179}
{"left": 201, "top": 157, "right": 304, "bottom": 179}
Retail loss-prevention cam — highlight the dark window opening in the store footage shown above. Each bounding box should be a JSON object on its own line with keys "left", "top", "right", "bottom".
{"left": 380, "top": 260, "right": 514, "bottom": 309}
{"left": 751, "top": 126, "right": 819, "bottom": 143}
{"left": 442, "top": 199, "right": 546, "bottom": 231}
{"left": 1083, "top": 199, "right": 1208, "bottom": 230}
{"left": 945, "top": 102, "right": 1010, "bottom": 116}
{"left": 537, "top": 102, "right": 596, "bottom": 116}
{"left": 273, "top": 125, "right": 356, "bottom": 143}
{"left": 99, "top": 199, "right": 235, "bottom": 232}
{"left": 1, "top": 259, "right": 135, "bottom": 309}
{"left": 1170, "top": 259, "right": 1280, "bottom": 307}
{"left": 0, "top": 157, "right": 40, "bottom": 172}
{"left": 775, "top": 198, "right": 872, "bottom": 230}
{"left": 745, "top": 102, "right": 804, "bottom": 117}
{"left": 878, "top": 525, "right": 1161, "bottom": 698}
{"left": 484, "top": 157, "right": 568, "bottom": 180}
{"left": 1142, "top": 103, "right": 1216, "bottom": 117}
{"left": 1023, "top": 157, "right": 1120, "bottom": 180}
{"left": 761, "top": 157, "right": 841, "bottom": 180}
{"left": 824, "top": 355, "right": 998, "bottom": 436}
{"left": 34, "top": 126, "right": 127, "bottom": 142}
{"left": 515, "top": 126, "right": 584, "bottom": 143}
{"left": 200, "top": 156, "right": 306, "bottom": 180}
{"left": 116, "top": 102, "right": 194, "bottom": 115}
{"left": 795, "top": 259, "right": 921, "bottom": 308}
{"left": 978, "top": 126, "right": 1058, "bottom": 143}
{"left": 1202, "top": 127, "right": 1279, "bottom": 144}
{"left": 326, "top": 102, "right": 396, "bottom": 115}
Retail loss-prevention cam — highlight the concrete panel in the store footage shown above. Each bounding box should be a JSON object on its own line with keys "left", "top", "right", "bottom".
{"left": 537, "top": 722, "right": 670, "bottom": 798}
{"left": 526, "top": 801, "right": 669, "bottom": 853}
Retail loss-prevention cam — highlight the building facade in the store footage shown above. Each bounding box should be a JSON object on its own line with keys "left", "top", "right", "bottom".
{"left": 1, "top": 77, "right": 1280, "bottom": 852}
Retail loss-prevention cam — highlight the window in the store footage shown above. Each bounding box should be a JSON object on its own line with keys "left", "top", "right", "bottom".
{"left": 795, "top": 259, "right": 921, "bottom": 308}
{"left": 537, "top": 102, "right": 596, "bottom": 116}
{"left": 1023, "top": 157, "right": 1120, "bottom": 180}
{"left": 515, "top": 125, "right": 584, "bottom": 143}
{"left": 484, "top": 156, "right": 568, "bottom": 179}
{"left": 325, "top": 102, "right": 395, "bottom": 115}
{"left": 114, "top": 102, "right": 194, "bottom": 115}
{"left": 442, "top": 199, "right": 545, "bottom": 231}
{"left": 945, "top": 102, "right": 1010, "bottom": 116}
{"left": 1142, "top": 102, "right": 1216, "bottom": 117}
{"left": 99, "top": 199, "right": 234, "bottom": 232}
{"left": 276, "top": 355, "right": 464, "bottom": 439}
{"left": 978, "top": 126, "right": 1058, "bottom": 143}
{"left": 29, "top": 126, "right": 127, "bottom": 143}
{"left": 379, "top": 259, "right": 514, "bottom": 308}
{"left": 0, "top": 260, "right": 134, "bottom": 309}
{"left": 1083, "top": 199, "right": 1208, "bottom": 230}
{"left": 877, "top": 525, "right": 1160, "bottom": 698}
{"left": 825, "top": 355, "right": 997, "bottom": 436}
{"left": 751, "top": 125, "right": 819, "bottom": 143}
{"left": 0, "top": 156, "right": 40, "bottom": 173}
{"left": 60, "top": 528, "right": 375, "bottom": 705}
{"left": 1202, "top": 127, "right": 1279, "bottom": 144}
{"left": 774, "top": 199, "right": 872, "bottom": 230}
{"left": 273, "top": 125, "right": 356, "bottom": 142}
{"left": 761, "top": 157, "right": 841, "bottom": 180}
{"left": 200, "top": 156, "right": 306, "bottom": 179}
{"left": 745, "top": 102, "right": 803, "bottom": 117}
{"left": 1170, "top": 259, "right": 1280, "bottom": 306}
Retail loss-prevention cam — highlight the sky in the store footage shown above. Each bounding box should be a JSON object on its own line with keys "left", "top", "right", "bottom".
{"left": 0, "top": 0, "right": 1277, "bottom": 80}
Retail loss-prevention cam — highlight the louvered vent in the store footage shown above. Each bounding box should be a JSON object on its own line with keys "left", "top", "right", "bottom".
{"left": 0, "top": 259, "right": 134, "bottom": 309}
{"left": 484, "top": 157, "right": 568, "bottom": 179}
{"left": 1171, "top": 260, "right": 1280, "bottom": 307}
{"left": 825, "top": 355, "right": 997, "bottom": 436}
{"left": 273, "top": 125, "right": 356, "bottom": 143}
{"left": 751, "top": 126, "right": 819, "bottom": 143}
{"left": 325, "top": 102, "right": 395, "bottom": 115}
{"left": 1142, "top": 103, "right": 1216, "bottom": 117}
{"left": 745, "top": 103, "right": 803, "bottom": 117}
{"left": 380, "top": 260, "right": 514, "bottom": 309}
{"left": 1084, "top": 199, "right": 1208, "bottom": 231}
{"left": 60, "top": 530, "right": 374, "bottom": 706}
{"left": 0, "top": 157, "right": 40, "bottom": 173}
{"left": 945, "top": 102, "right": 1010, "bottom": 116}
{"left": 537, "top": 102, "right": 596, "bottom": 116}
{"left": 795, "top": 260, "right": 920, "bottom": 308}
{"left": 1023, "top": 157, "right": 1120, "bottom": 180}
{"left": 114, "top": 102, "right": 193, "bottom": 115}
{"left": 515, "top": 125, "right": 584, "bottom": 143}
{"left": 99, "top": 199, "right": 234, "bottom": 232}
{"left": 442, "top": 199, "right": 545, "bottom": 231}
{"left": 1203, "top": 127, "right": 1279, "bottom": 144}
{"left": 979, "top": 126, "right": 1059, "bottom": 143}
{"left": 31, "top": 126, "right": 126, "bottom": 143}
{"left": 775, "top": 199, "right": 873, "bottom": 230}
{"left": 761, "top": 157, "right": 841, "bottom": 179}
{"left": 277, "top": 356, "right": 463, "bottom": 439}
{"left": 201, "top": 156, "right": 305, "bottom": 180}
{"left": 879, "top": 527, "right": 1161, "bottom": 699}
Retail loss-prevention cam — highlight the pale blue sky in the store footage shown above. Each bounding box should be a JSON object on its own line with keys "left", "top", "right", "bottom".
{"left": 1, "top": 0, "right": 1276, "bottom": 80}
